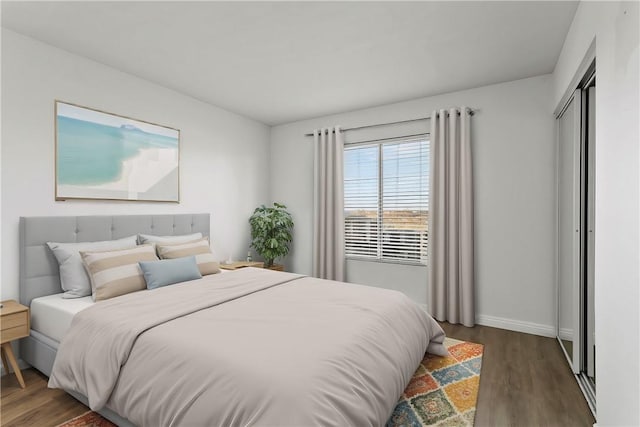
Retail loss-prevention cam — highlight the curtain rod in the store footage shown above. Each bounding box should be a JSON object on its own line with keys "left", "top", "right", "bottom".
{"left": 346, "top": 132, "right": 429, "bottom": 146}
{"left": 304, "top": 108, "right": 475, "bottom": 137}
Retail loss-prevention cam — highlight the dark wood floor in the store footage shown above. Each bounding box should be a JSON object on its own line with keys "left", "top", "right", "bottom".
{"left": 440, "top": 322, "right": 595, "bottom": 427}
{"left": 1, "top": 324, "right": 595, "bottom": 426}
{"left": 1, "top": 369, "right": 87, "bottom": 426}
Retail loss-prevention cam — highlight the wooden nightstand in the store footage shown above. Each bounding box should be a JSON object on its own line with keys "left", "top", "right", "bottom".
{"left": 220, "top": 261, "right": 284, "bottom": 272}
{"left": 220, "top": 261, "right": 264, "bottom": 270}
{"left": 1, "top": 300, "right": 29, "bottom": 388}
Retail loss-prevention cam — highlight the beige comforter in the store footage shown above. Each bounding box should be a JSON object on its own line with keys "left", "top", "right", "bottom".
{"left": 49, "top": 268, "right": 446, "bottom": 426}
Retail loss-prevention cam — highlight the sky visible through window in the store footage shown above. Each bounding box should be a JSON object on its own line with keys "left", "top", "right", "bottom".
{"left": 344, "top": 139, "right": 429, "bottom": 212}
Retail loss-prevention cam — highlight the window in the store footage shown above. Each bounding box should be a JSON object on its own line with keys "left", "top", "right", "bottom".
{"left": 344, "top": 136, "right": 429, "bottom": 264}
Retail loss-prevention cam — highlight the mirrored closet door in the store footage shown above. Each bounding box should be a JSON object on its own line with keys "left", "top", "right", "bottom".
{"left": 556, "top": 65, "right": 596, "bottom": 415}
{"left": 557, "top": 88, "right": 581, "bottom": 371}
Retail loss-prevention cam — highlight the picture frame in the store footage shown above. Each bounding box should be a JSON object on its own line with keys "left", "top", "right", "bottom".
{"left": 55, "top": 100, "right": 180, "bottom": 202}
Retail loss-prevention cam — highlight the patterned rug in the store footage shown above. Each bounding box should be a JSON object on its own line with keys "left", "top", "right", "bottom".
{"left": 57, "top": 338, "right": 482, "bottom": 427}
{"left": 387, "top": 338, "right": 484, "bottom": 427}
{"left": 55, "top": 411, "right": 115, "bottom": 427}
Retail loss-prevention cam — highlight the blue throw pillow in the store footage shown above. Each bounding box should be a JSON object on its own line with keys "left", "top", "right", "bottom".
{"left": 139, "top": 256, "right": 202, "bottom": 290}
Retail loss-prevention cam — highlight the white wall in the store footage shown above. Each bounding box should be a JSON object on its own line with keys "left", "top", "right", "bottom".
{"left": 1, "top": 29, "right": 271, "bottom": 301}
{"left": 270, "top": 75, "right": 557, "bottom": 335}
{"left": 552, "top": 2, "right": 640, "bottom": 425}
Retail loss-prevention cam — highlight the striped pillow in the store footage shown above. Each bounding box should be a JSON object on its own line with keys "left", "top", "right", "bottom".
{"left": 81, "top": 244, "right": 159, "bottom": 301}
{"left": 156, "top": 238, "right": 220, "bottom": 276}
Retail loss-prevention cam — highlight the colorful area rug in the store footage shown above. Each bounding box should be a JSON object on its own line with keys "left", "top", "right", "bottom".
{"left": 56, "top": 411, "right": 115, "bottom": 427}
{"left": 387, "top": 338, "right": 484, "bottom": 427}
{"left": 57, "top": 338, "right": 482, "bottom": 427}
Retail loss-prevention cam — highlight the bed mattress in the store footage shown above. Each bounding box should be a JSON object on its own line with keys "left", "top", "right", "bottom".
{"left": 30, "top": 293, "right": 94, "bottom": 343}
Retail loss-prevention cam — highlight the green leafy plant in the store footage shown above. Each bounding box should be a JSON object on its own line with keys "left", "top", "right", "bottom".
{"left": 249, "top": 203, "right": 294, "bottom": 267}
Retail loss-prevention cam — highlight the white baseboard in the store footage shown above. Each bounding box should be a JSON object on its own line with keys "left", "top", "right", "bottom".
{"left": 476, "top": 314, "right": 556, "bottom": 338}
{"left": 558, "top": 327, "right": 573, "bottom": 341}
{"left": 419, "top": 307, "right": 557, "bottom": 338}
{"left": 1, "top": 358, "right": 30, "bottom": 377}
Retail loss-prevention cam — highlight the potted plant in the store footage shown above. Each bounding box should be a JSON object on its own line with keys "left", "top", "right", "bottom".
{"left": 249, "top": 203, "right": 294, "bottom": 268}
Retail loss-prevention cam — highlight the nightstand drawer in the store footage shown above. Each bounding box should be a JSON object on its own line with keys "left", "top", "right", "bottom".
{"left": 2, "top": 312, "right": 28, "bottom": 331}
{"left": 1, "top": 324, "right": 29, "bottom": 343}
{"left": 0, "top": 299, "right": 30, "bottom": 388}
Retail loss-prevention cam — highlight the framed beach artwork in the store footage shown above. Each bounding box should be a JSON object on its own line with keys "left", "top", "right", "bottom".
{"left": 55, "top": 101, "right": 180, "bottom": 202}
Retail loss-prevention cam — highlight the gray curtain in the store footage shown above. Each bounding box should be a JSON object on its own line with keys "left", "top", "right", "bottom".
{"left": 428, "top": 108, "right": 475, "bottom": 326}
{"left": 313, "top": 127, "right": 345, "bottom": 281}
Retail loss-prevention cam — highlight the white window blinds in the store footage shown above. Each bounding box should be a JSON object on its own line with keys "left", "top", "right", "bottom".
{"left": 344, "top": 137, "right": 429, "bottom": 264}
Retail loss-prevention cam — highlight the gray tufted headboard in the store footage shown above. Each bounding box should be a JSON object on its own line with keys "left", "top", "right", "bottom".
{"left": 19, "top": 214, "right": 210, "bottom": 306}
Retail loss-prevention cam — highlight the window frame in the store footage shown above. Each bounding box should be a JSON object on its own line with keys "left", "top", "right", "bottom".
{"left": 344, "top": 134, "right": 429, "bottom": 267}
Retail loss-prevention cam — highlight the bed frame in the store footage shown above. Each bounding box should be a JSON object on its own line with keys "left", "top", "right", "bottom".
{"left": 19, "top": 213, "right": 210, "bottom": 426}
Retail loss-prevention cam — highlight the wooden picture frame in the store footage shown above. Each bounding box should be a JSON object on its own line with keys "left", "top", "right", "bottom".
{"left": 55, "top": 101, "right": 180, "bottom": 202}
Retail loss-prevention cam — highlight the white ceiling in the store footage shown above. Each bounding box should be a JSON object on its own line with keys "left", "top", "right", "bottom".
{"left": 2, "top": 1, "right": 577, "bottom": 125}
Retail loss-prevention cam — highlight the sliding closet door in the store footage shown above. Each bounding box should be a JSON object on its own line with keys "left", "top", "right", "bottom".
{"left": 557, "top": 89, "right": 581, "bottom": 373}
{"left": 585, "top": 86, "right": 596, "bottom": 382}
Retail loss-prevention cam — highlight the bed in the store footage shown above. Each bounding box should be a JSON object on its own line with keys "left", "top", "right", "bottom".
{"left": 19, "top": 214, "right": 446, "bottom": 427}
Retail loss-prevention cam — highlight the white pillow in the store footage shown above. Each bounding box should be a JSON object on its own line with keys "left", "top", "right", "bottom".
{"left": 47, "top": 235, "right": 138, "bottom": 298}
{"left": 137, "top": 232, "right": 203, "bottom": 245}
